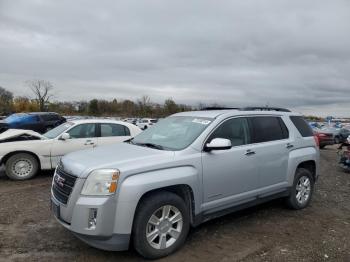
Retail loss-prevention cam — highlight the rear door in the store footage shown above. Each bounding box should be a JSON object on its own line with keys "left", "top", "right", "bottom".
{"left": 97, "top": 123, "right": 132, "bottom": 146}
{"left": 50, "top": 123, "right": 98, "bottom": 168}
{"left": 247, "top": 116, "right": 290, "bottom": 192}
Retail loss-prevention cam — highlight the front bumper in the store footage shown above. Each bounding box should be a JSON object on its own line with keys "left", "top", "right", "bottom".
{"left": 73, "top": 232, "right": 130, "bottom": 251}
{"left": 51, "top": 173, "right": 131, "bottom": 251}
{"left": 51, "top": 194, "right": 131, "bottom": 251}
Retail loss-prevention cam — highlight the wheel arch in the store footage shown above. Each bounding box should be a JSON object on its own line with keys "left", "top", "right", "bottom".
{"left": 135, "top": 184, "right": 196, "bottom": 225}
{"left": 112, "top": 166, "right": 200, "bottom": 234}
{"left": 1, "top": 150, "right": 41, "bottom": 169}
{"left": 296, "top": 160, "right": 316, "bottom": 181}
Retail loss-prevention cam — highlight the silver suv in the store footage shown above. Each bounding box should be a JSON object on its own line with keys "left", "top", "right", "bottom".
{"left": 51, "top": 108, "right": 319, "bottom": 259}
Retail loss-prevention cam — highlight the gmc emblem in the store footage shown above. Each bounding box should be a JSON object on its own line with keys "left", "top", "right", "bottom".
{"left": 54, "top": 174, "right": 65, "bottom": 187}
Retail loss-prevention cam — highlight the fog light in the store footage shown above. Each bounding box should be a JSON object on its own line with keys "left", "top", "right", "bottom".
{"left": 88, "top": 208, "right": 98, "bottom": 229}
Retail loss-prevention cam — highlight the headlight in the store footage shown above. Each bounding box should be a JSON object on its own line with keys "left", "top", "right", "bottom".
{"left": 81, "top": 169, "right": 120, "bottom": 196}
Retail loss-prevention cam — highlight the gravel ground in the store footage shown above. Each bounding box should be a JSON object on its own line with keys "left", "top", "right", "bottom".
{"left": 0, "top": 146, "right": 349, "bottom": 262}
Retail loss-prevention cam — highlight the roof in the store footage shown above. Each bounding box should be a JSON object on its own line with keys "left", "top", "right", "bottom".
{"left": 173, "top": 109, "right": 299, "bottom": 119}
{"left": 68, "top": 118, "right": 135, "bottom": 126}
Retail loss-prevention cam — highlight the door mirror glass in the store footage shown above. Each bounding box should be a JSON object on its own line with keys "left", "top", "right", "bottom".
{"left": 205, "top": 138, "right": 232, "bottom": 151}
{"left": 60, "top": 132, "right": 70, "bottom": 140}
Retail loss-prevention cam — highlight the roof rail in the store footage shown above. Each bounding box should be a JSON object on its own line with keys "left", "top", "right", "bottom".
{"left": 200, "top": 107, "right": 240, "bottom": 110}
{"left": 200, "top": 106, "right": 291, "bottom": 112}
{"left": 241, "top": 107, "right": 291, "bottom": 112}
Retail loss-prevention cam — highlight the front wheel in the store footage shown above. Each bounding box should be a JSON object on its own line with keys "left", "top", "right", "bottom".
{"left": 286, "top": 168, "right": 314, "bottom": 209}
{"left": 133, "top": 191, "right": 190, "bottom": 259}
{"left": 5, "top": 153, "right": 39, "bottom": 180}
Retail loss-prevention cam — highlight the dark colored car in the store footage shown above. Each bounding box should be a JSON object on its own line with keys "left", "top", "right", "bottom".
{"left": 334, "top": 128, "right": 350, "bottom": 144}
{"left": 314, "top": 130, "right": 334, "bottom": 149}
{"left": 0, "top": 112, "right": 66, "bottom": 134}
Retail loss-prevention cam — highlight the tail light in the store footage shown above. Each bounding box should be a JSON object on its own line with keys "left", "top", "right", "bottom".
{"left": 314, "top": 134, "right": 320, "bottom": 147}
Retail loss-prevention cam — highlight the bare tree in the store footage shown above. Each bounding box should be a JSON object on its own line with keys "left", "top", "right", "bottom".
{"left": 26, "top": 80, "right": 53, "bottom": 111}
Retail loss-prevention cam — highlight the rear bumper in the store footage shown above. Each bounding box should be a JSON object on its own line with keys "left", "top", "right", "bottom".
{"left": 319, "top": 139, "right": 334, "bottom": 147}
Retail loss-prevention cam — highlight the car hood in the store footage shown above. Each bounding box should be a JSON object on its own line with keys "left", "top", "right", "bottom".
{"left": 0, "top": 129, "right": 46, "bottom": 142}
{"left": 61, "top": 142, "right": 176, "bottom": 178}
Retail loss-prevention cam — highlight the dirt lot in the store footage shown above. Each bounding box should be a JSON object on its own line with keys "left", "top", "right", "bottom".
{"left": 0, "top": 146, "right": 349, "bottom": 262}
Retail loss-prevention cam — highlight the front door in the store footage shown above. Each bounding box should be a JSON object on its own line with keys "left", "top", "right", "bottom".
{"left": 201, "top": 117, "right": 259, "bottom": 212}
{"left": 50, "top": 123, "right": 97, "bottom": 168}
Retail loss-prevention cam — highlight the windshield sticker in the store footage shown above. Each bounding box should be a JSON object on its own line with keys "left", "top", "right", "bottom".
{"left": 192, "top": 119, "right": 211, "bottom": 125}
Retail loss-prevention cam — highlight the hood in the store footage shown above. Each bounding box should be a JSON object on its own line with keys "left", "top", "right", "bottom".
{"left": 0, "top": 129, "right": 46, "bottom": 142}
{"left": 61, "top": 142, "right": 175, "bottom": 178}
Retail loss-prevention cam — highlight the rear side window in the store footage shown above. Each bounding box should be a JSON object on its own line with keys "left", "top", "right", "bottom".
{"left": 249, "top": 116, "right": 289, "bottom": 143}
{"left": 100, "top": 123, "right": 130, "bottom": 137}
{"left": 289, "top": 116, "right": 313, "bottom": 137}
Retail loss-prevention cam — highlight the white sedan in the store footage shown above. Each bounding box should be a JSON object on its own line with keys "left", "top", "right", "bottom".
{"left": 0, "top": 119, "right": 141, "bottom": 180}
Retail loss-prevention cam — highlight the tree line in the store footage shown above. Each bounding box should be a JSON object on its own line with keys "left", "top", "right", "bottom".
{"left": 0, "top": 80, "right": 194, "bottom": 118}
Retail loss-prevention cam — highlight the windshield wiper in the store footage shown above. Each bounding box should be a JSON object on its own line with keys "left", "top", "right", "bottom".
{"left": 134, "top": 142, "right": 164, "bottom": 150}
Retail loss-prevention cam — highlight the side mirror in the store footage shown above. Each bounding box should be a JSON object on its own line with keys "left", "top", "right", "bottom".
{"left": 60, "top": 133, "right": 70, "bottom": 140}
{"left": 204, "top": 138, "right": 232, "bottom": 152}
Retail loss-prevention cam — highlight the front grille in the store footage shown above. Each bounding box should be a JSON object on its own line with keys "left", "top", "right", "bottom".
{"left": 52, "top": 166, "right": 77, "bottom": 204}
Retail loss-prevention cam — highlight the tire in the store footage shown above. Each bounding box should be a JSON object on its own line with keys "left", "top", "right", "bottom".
{"left": 334, "top": 137, "right": 340, "bottom": 144}
{"left": 144, "top": 125, "right": 148, "bottom": 130}
{"left": 286, "top": 168, "right": 314, "bottom": 210}
{"left": 133, "top": 191, "right": 190, "bottom": 259}
{"left": 320, "top": 145, "right": 326, "bottom": 149}
{"left": 5, "top": 153, "right": 39, "bottom": 180}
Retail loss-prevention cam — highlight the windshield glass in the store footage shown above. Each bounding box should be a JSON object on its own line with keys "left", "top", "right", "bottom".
{"left": 5, "top": 113, "right": 31, "bottom": 123}
{"left": 43, "top": 122, "right": 74, "bottom": 139}
{"left": 131, "top": 116, "right": 213, "bottom": 150}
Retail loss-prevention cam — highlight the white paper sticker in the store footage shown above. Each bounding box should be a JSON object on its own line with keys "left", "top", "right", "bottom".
{"left": 192, "top": 119, "right": 211, "bottom": 125}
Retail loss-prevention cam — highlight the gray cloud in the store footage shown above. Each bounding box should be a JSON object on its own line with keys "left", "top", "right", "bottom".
{"left": 0, "top": 0, "right": 350, "bottom": 116}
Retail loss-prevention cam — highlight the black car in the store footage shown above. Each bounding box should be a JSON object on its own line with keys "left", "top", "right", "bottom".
{"left": 0, "top": 112, "right": 66, "bottom": 134}
{"left": 335, "top": 128, "right": 350, "bottom": 144}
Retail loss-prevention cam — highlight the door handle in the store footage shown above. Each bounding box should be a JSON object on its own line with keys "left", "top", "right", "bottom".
{"left": 245, "top": 149, "right": 256, "bottom": 156}
{"left": 84, "top": 140, "right": 95, "bottom": 145}
{"left": 286, "top": 143, "right": 294, "bottom": 149}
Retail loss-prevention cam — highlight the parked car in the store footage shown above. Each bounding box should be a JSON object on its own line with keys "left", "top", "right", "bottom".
{"left": 51, "top": 108, "right": 319, "bottom": 259}
{"left": 0, "top": 119, "right": 141, "bottom": 180}
{"left": 0, "top": 112, "right": 66, "bottom": 134}
{"left": 314, "top": 129, "right": 334, "bottom": 149}
{"left": 334, "top": 128, "right": 350, "bottom": 144}
{"left": 319, "top": 127, "right": 341, "bottom": 142}
{"left": 136, "top": 118, "right": 158, "bottom": 129}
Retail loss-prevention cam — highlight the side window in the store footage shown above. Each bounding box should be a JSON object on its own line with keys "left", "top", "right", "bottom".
{"left": 41, "top": 114, "right": 49, "bottom": 121}
{"left": 209, "top": 117, "right": 250, "bottom": 147}
{"left": 249, "top": 116, "right": 288, "bottom": 143}
{"left": 289, "top": 116, "right": 313, "bottom": 137}
{"left": 28, "top": 115, "right": 41, "bottom": 122}
{"left": 100, "top": 124, "right": 130, "bottom": 137}
{"left": 68, "top": 124, "right": 96, "bottom": 139}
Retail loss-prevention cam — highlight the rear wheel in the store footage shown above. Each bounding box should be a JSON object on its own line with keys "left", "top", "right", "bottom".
{"left": 286, "top": 168, "right": 314, "bottom": 209}
{"left": 334, "top": 136, "right": 340, "bottom": 144}
{"left": 5, "top": 153, "right": 39, "bottom": 180}
{"left": 133, "top": 191, "right": 190, "bottom": 259}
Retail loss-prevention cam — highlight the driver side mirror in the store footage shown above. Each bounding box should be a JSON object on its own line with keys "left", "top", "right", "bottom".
{"left": 60, "top": 132, "right": 70, "bottom": 140}
{"left": 204, "top": 138, "right": 232, "bottom": 152}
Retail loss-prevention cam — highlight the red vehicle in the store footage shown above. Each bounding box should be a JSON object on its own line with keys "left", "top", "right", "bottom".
{"left": 314, "top": 130, "right": 334, "bottom": 149}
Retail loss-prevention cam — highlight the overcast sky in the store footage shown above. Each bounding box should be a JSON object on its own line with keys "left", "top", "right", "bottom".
{"left": 0, "top": 0, "right": 350, "bottom": 116}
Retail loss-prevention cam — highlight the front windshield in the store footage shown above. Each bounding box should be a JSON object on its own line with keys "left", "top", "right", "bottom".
{"left": 43, "top": 122, "right": 74, "bottom": 139}
{"left": 131, "top": 116, "right": 213, "bottom": 151}
{"left": 5, "top": 113, "right": 29, "bottom": 123}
